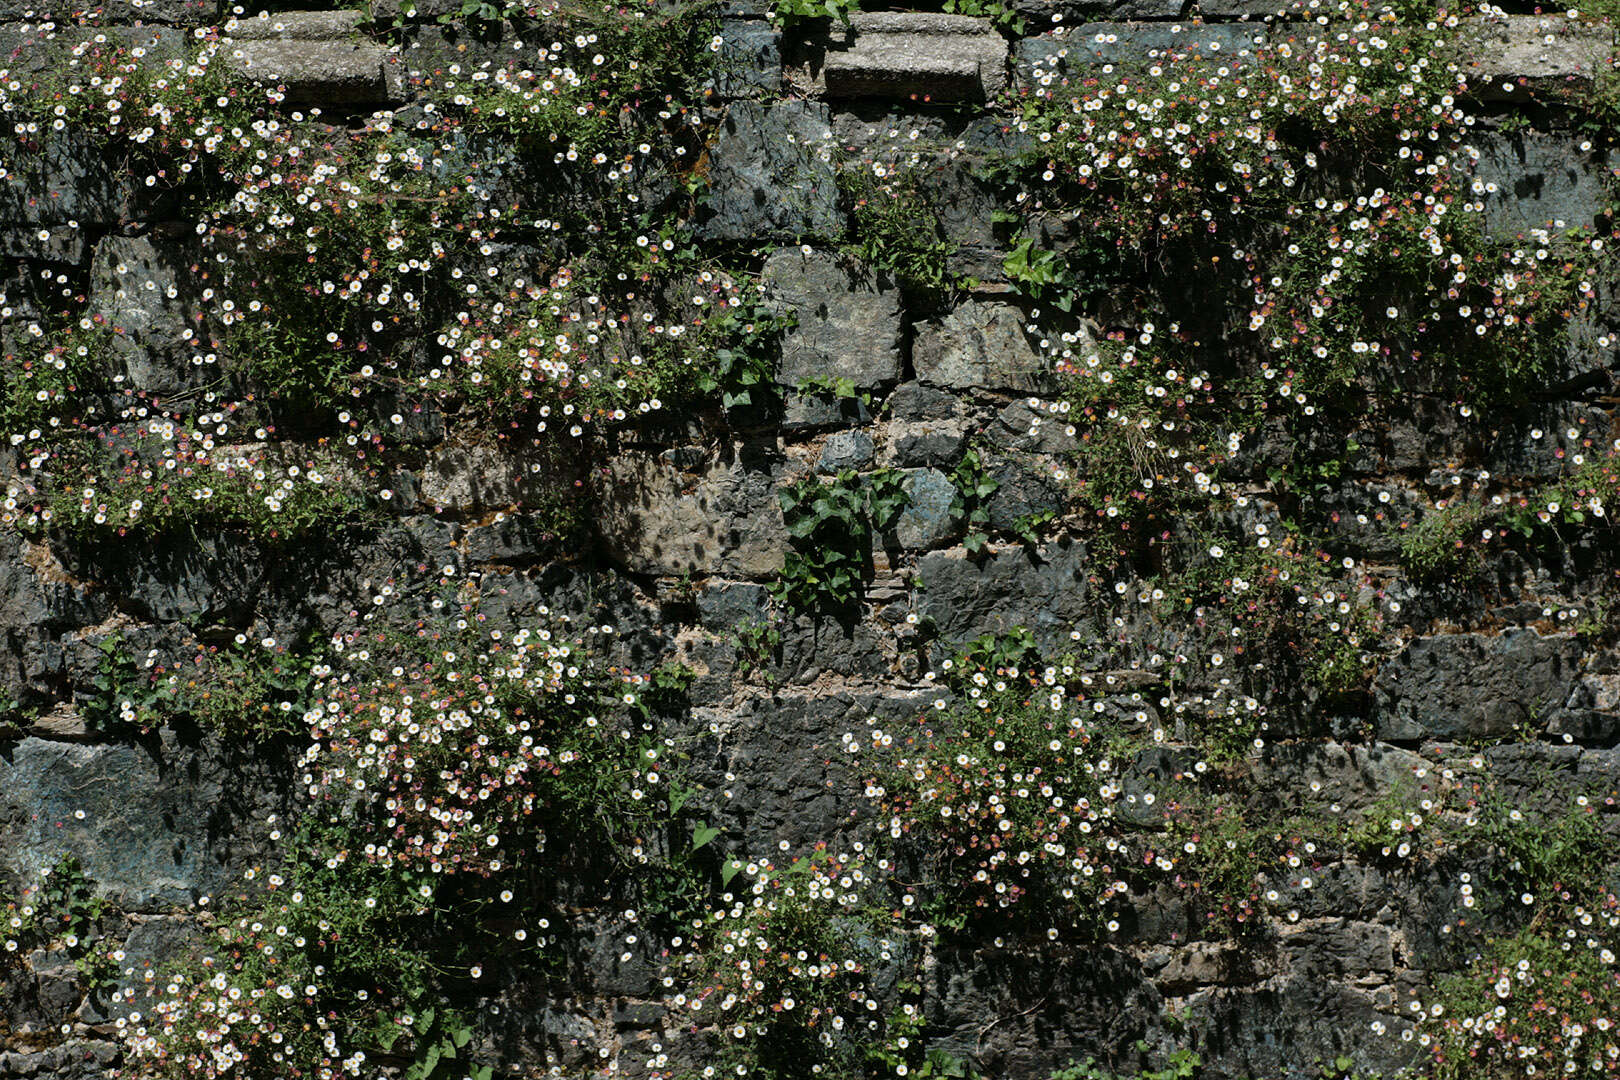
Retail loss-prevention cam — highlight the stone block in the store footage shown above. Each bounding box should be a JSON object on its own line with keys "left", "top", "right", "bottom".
{"left": 881, "top": 419, "right": 969, "bottom": 469}
{"left": 592, "top": 442, "right": 787, "bottom": 577}
{"left": 225, "top": 11, "right": 402, "bottom": 106}
{"left": 888, "top": 381, "right": 962, "bottom": 421}
{"left": 764, "top": 247, "right": 903, "bottom": 389}
{"left": 916, "top": 539, "right": 1097, "bottom": 652}
{"left": 913, "top": 300, "right": 1051, "bottom": 392}
{"left": 818, "top": 429, "right": 876, "bottom": 472}
{"left": 1467, "top": 131, "right": 1610, "bottom": 237}
{"left": 816, "top": 13, "right": 1009, "bottom": 101}
{"left": 1373, "top": 629, "right": 1581, "bottom": 741}
{"left": 699, "top": 100, "right": 843, "bottom": 242}
{"left": 0, "top": 734, "right": 290, "bottom": 910}
{"left": 1015, "top": 22, "right": 1262, "bottom": 87}
{"left": 710, "top": 19, "right": 782, "bottom": 98}
{"left": 419, "top": 442, "right": 542, "bottom": 514}
{"left": 1459, "top": 15, "right": 1612, "bottom": 99}
{"left": 0, "top": 132, "right": 131, "bottom": 235}
{"left": 987, "top": 398, "right": 1079, "bottom": 455}
{"left": 891, "top": 467, "right": 962, "bottom": 550}
{"left": 88, "top": 235, "right": 209, "bottom": 398}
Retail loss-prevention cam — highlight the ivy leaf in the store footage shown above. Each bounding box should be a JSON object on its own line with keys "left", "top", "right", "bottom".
{"left": 691, "top": 824, "right": 721, "bottom": 851}
{"left": 720, "top": 859, "right": 744, "bottom": 887}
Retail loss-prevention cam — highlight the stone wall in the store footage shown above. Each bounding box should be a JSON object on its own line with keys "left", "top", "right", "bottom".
{"left": 2, "top": 1, "right": 1620, "bottom": 1079}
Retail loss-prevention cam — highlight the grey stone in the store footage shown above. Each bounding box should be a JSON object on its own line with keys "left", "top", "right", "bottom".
{"left": 987, "top": 398, "right": 1079, "bottom": 455}
{"left": 887, "top": 381, "right": 962, "bottom": 421}
{"left": 0, "top": 538, "right": 106, "bottom": 633}
{"left": 1254, "top": 741, "right": 1432, "bottom": 815}
{"left": 781, "top": 388, "right": 873, "bottom": 432}
{"left": 816, "top": 13, "right": 1009, "bottom": 101}
{"left": 593, "top": 442, "right": 787, "bottom": 577}
{"left": 698, "top": 100, "right": 843, "bottom": 242}
{"left": 98, "top": 534, "right": 262, "bottom": 625}
{"left": 984, "top": 457, "right": 1066, "bottom": 532}
{"left": 88, "top": 236, "right": 208, "bottom": 399}
{"left": 818, "top": 429, "right": 876, "bottom": 472}
{"left": 1373, "top": 629, "right": 1581, "bottom": 741}
{"left": 764, "top": 247, "right": 903, "bottom": 389}
{"left": 0, "top": 0, "right": 210, "bottom": 19}
{"left": 914, "top": 300, "right": 1051, "bottom": 392}
{"left": 711, "top": 19, "right": 781, "bottom": 98}
{"left": 225, "top": 12, "right": 403, "bottom": 106}
{"left": 461, "top": 513, "right": 557, "bottom": 562}
{"left": 916, "top": 539, "right": 1097, "bottom": 652}
{"left": 881, "top": 419, "right": 969, "bottom": 469}
{"left": 1468, "top": 131, "right": 1610, "bottom": 237}
{"left": 684, "top": 690, "right": 941, "bottom": 852}
{"left": 1015, "top": 23, "right": 1262, "bottom": 87}
{"left": 418, "top": 442, "right": 539, "bottom": 514}
{"left": 891, "top": 467, "right": 962, "bottom": 550}
{"left": 0, "top": 132, "right": 131, "bottom": 236}
{"left": 696, "top": 581, "right": 773, "bottom": 630}
{"left": 925, "top": 945, "right": 1158, "bottom": 1079}
{"left": 0, "top": 734, "right": 293, "bottom": 911}
{"left": 1459, "top": 15, "right": 1612, "bottom": 99}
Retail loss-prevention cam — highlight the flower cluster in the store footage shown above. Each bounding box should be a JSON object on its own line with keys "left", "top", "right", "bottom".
{"left": 674, "top": 846, "right": 889, "bottom": 1078}
{"left": 1410, "top": 892, "right": 1620, "bottom": 1078}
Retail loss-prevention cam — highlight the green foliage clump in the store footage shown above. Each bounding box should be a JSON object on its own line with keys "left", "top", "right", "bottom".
{"left": 840, "top": 165, "right": 961, "bottom": 297}
{"left": 772, "top": 468, "right": 910, "bottom": 614}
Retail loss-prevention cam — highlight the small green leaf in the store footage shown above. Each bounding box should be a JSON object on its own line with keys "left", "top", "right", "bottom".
{"left": 691, "top": 824, "right": 721, "bottom": 851}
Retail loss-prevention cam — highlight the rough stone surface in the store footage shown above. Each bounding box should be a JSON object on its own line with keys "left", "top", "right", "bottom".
{"left": 88, "top": 236, "right": 207, "bottom": 398}
{"left": 881, "top": 419, "right": 969, "bottom": 469}
{"left": 1374, "top": 630, "right": 1582, "bottom": 741}
{"left": 1469, "top": 131, "right": 1610, "bottom": 236}
{"left": 817, "top": 429, "right": 876, "bottom": 472}
{"left": 913, "top": 300, "right": 1051, "bottom": 392}
{"left": 593, "top": 443, "right": 787, "bottom": 577}
{"left": 711, "top": 19, "right": 782, "bottom": 98}
{"left": 816, "top": 13, "right": 1009, "bottom": 101}
{"left": 891, "top": 467, "right": 961, "bottom": 550}
{"left": 764, "top": 247, "right": 903, "bottom": 389}
{"left": 1459, "top": 15, "right": 1612, "bottom": 99}
{"left": 917, "top": 540, "right": 1097, "bottom": 652}
{"left": 699, "top": 100, "right": 843, "bottom": 242}
{"left": 225, "top": 12, "right": 402, "bottom": 106}
{"left": 1016, "top": 23, "right": 1262, "bottom": 85}
{"left": 0, "top": 734, "right": 292, "bottom": 910}
{"left": 418, "top": 442, "right": 544, "bottom": 514}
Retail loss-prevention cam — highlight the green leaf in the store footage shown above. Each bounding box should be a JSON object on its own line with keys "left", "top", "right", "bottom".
{"left": 691, "top": 824, "right": 721, "bottom": 851}
{"left": 721, "top": 859, "right": 744, "bottom": 887}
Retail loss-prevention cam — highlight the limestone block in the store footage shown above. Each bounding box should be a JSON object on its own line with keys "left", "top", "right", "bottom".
{"left": 1460, "top": 15, "right": 1613, "bottom": 99}
{"left": 225, "top": 11, "right": 402, "bottom": 106}
{"left": 764, "top": 247, "right": 903, "bottom": 389}
{"left": 913, "top": 300, "right": 1052, "bottom": 393}
{"left": 819, "top": 13, "right": 1009, "bottom": 101}
{"left": 592, "top": 443, "right": 787, "bottom": 577}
